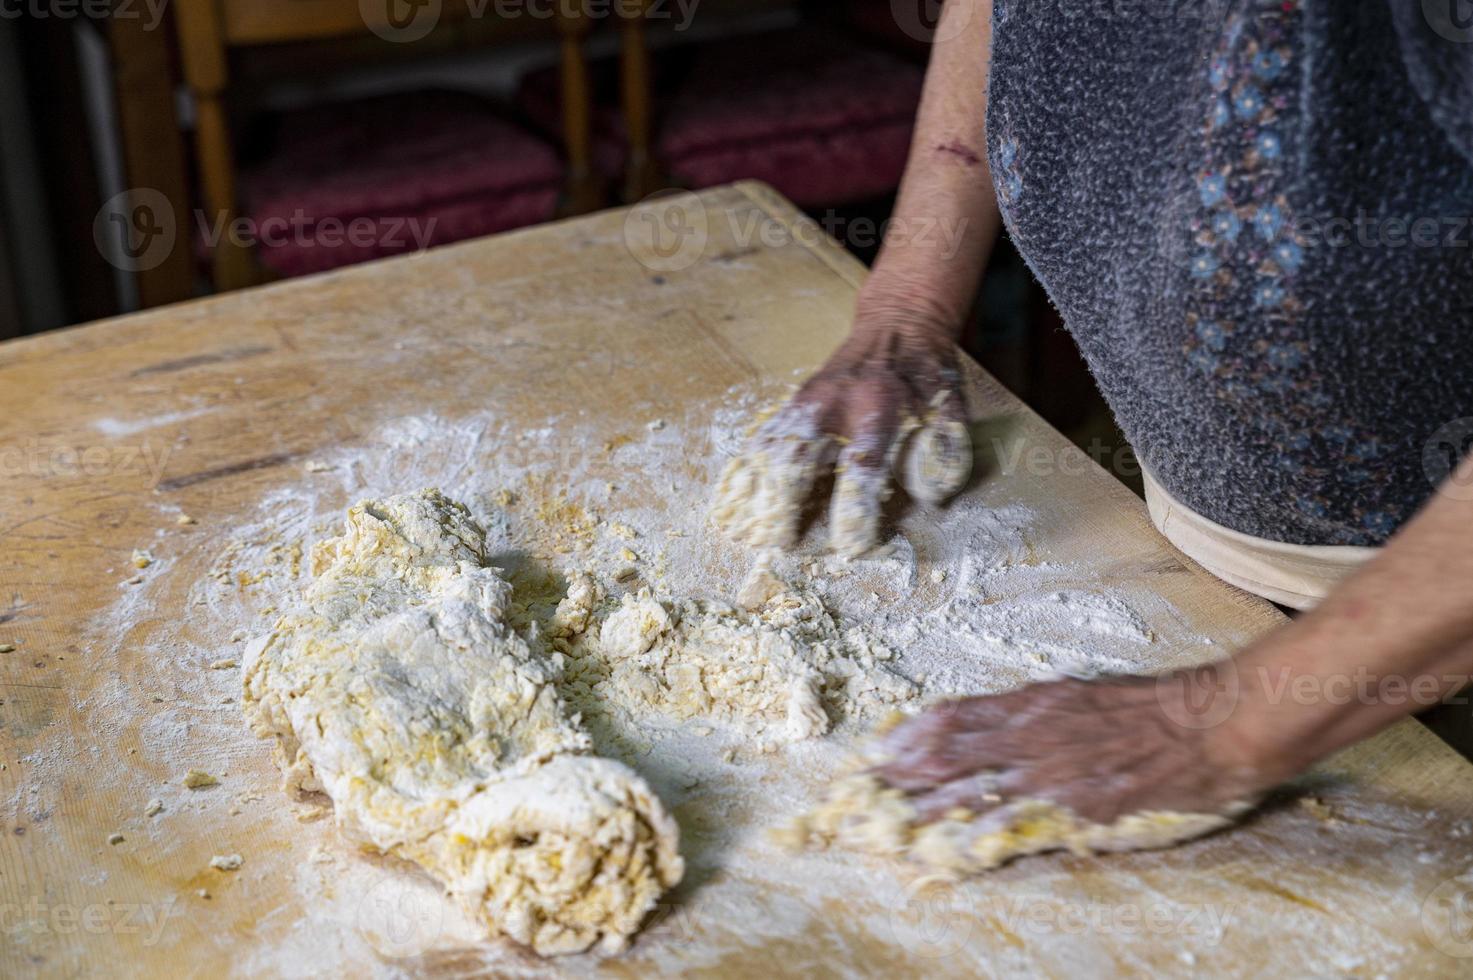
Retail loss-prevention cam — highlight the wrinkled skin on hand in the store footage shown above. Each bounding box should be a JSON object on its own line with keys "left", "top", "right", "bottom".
{"left": 869, "top": 669, "right": 1271, "bottom": 826}
{"left": 712, "top": 314, "right": 968, "bottom": 557}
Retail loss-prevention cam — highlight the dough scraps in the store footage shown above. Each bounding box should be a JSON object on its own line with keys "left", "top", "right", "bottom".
{"left": 242, "top": 489, "right": 683, "bottom": 956}
{"left": 786, "top": 770, "right": 1249, "bottom": 873}
{"left": 548, "top": 564, "right": 919, "bottom": 743}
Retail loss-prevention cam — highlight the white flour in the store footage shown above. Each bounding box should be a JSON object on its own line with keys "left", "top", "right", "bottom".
{"left": 92, "top": 406, "right": 218, "bottom": 438}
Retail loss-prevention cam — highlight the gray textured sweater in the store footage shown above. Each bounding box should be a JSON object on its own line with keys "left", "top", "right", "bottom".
{"left": 986, "top": 0, "right": 1473, "bottom": 546}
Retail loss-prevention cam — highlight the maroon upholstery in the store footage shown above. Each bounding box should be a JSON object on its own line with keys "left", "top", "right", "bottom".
{"left": 658, "top": 28, "right": 923, "bottom": 207}
{"left": 239, "top": 91, "right": 561, "bottom": 278}
{"left": 514, "top": 28, "right": 924, "bottom": 209}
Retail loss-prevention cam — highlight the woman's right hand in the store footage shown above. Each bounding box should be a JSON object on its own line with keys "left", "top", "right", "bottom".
{"left": 711, "top": 304, "right": 970, "bottom": 557}
{"left": 705, "top": 0, "right": 996, "bottom": 558}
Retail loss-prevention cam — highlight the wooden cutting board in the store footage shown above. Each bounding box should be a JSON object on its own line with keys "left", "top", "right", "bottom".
{"left": 3, "top": 182, "right": 1472, "bottom": 977}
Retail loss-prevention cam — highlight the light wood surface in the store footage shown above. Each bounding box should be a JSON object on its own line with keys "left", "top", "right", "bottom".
{"left": 2, "top": 182, "right": 1472, "bottom": 977}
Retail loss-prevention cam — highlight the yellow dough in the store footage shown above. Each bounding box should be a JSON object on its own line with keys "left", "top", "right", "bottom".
{"left": 550, "top": 562, "right": 919, "bottom": 744}
{"left": 242, "top": 489, "right": 683, "bottom": 956}
{"left": 788, "top": 772, "right": 1248, "bottom": 872}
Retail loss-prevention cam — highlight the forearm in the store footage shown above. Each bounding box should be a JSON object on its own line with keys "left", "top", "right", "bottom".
{"left": 1224, "top": 453, "right": 1473, "bottom": 781}
{"left": 860, "top": 0, "right": 1002, "bottom": 334}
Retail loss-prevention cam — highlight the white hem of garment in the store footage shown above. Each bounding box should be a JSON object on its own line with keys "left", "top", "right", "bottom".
{"left": 1141, "top": 466, "right": 1378, "bottom": 610}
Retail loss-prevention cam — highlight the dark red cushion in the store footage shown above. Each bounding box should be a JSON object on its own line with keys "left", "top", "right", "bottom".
{"left": 667, "top": 118, "right": 916, "bottom": 210}
{"left": 656, "top": 28, "right": 922, "bottom": 207}
{"left": 513, "top": 28, "right": 923, "bottom": 208}
{"left": 239, "top": 91, "right": 562, "bottom": 277}
{"left": 251, "top": 187, "right": 558, "bottom": 279}
{"left": 658, "top": 29, "right": 923, "bottom": 159}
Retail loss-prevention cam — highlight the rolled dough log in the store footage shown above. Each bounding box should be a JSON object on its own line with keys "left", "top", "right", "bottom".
{"left": 242, "top": 489, "right": 683, "bottom": 956}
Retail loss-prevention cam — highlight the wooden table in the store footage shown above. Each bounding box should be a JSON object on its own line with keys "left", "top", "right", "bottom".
{"left": 3, "top": 183, "right": 1472, "bottom": 977}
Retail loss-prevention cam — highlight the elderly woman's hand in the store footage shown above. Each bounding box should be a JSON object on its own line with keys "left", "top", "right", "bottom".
{"left": 711, "top": 305, "right": 970, "bottom": 557}
{"left": 869, "top": 668, "right": 1275, "bottom": 825}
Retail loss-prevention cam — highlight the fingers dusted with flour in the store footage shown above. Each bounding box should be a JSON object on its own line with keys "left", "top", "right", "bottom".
{"left": 710, "top": 0, "right": 997, "bottom": 557}
{"left": 830, "top": 409, "right": 904, "bottom": 558}
{"left": 711, "top": 399, "right": 835, "bottom": 550}
{"left": 711, "top": 315, "right": 971, "bottom": 557}
{"left": 901, "top": 390, "right": 972, "bottom": 505}
{"left": 867, "top": 676, "right": 1269, "bottom": 827}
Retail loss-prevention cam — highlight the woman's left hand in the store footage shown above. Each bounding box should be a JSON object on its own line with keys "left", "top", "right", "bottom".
{"left": 869, "top": 669, "right": 1276, "bottom": 824}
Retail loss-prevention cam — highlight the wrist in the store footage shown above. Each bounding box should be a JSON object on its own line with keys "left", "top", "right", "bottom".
{"left": 1208, "top": 638, "right": 1359, "bottom": 786}
{"left": 1149, "top": 665, "right": 1291, "bottom": 799}
{"left": 855, "top": 275, "right": 965, "bottom": 343}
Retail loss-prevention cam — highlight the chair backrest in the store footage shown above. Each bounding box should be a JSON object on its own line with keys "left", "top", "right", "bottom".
{"left": 171, "top": 0, "right": 627, "bottom": 290}
{"left": 170, "top": 0, "right": 557, "bottom": 290}
{"left": 212, "top": 0, "right": 490, "bottom": 48}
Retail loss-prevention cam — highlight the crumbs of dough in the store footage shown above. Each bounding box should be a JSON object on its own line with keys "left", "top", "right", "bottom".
{"left": 183, "top": 769, "right": 218, "bottom": 789}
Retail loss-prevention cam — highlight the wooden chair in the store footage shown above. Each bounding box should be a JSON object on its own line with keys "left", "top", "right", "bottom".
{"left": 107, "top": 16, "right": 197, "bottom": 308}
{"left": 171, "top": 0, "right": 604, "bottom": 292}
{"left": 614, "top": 0, "right": 661, "bottom": 202}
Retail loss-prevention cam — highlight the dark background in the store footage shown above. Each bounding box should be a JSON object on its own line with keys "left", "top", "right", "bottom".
{"left": 0, "top": 0, "right": 1119, "bottom": 471}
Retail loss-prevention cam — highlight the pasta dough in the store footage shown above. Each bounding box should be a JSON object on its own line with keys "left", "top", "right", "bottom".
{"left": 550, "top": 565, "right": 919, "bottom": 743}
{"left": 242, "top": 489, "right": 683, "bottom": 956}
{"left": 787, "top": 771, "right": 1248, "bottom": 872}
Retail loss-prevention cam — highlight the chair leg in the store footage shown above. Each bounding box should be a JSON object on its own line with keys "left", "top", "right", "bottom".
{"left": 174, "top": 0, "right": 257, "bottom": 293}
{"left": 618, "top": 0, "right": 663, "bottom": 202}
{"left": 193, "top": 94, "right": 257, "bottom": 292}
{"left": 556, "top": 7, "right": 603, "bottom": 215}
{"left": 107, "top": 16, "right": 196, "bottom": 306}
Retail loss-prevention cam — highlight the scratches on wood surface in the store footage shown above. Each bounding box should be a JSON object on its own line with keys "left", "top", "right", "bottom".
{"left": 129, "top": 345, "right": 274, "bottom": 377}
{"left": 155, "top": 451, "right": 306, "bottom": 492}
